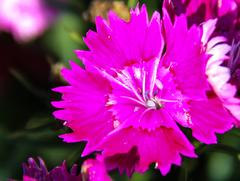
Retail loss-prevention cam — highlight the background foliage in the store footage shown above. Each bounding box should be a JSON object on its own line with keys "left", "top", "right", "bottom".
{"left": 0, "top": 0, "right": 240, "bottom": 180}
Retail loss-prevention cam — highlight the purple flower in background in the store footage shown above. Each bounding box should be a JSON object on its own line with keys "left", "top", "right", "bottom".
{"left": 207, "top": 37, "right": 240, "bottom": 127}
{"left": 52, "top": 5, "right": 235, "bottom": 176}
{"left": 0, "top": 0, "right": 55, "bottom": 42}
{"left": 164, "top": 0, "right": 239, "bottom": 30}
{"left": 22, "top": 157, "right": 82, "bottom": 181}
{"left": 164, "top": 0, "right": 240, "bottom": 127}
{"left": 22, "top": 157, "right": 50, "bottom": 181}
{"left": 9, "top": 157, "right": 111, "bottom": 181}
{"left": 169, "top": 0, "right": 240, "bottom": 126}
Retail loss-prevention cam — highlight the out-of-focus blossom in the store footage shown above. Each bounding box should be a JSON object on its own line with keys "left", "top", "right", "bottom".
{"left": 206, "top": 37, "right": 240, "bottom": 127}
{"left": 9, "top": 157, "right": 111, "bottom": 181}
{"left": 88, "top": 0, "right": 130, "bottom": 22}
{"left": 50, "top": 63, "right": 67, "bottom": 83}
{"left": 164, "top": 0, "right": 239, "bottom": 30}
{"left": 22, "top": 157, "right": 82, "bottom": 181}
{"left": 0, "top": 0, "right": 55, "bottom": 42}
{"left": 228, "top": 41, "right": 240, "bottom": 127}
{"left": 81, "top": 156, "right": 112, "bottom": 181}
{"left": 164, "top": 0, "right": 240, "bottom": 126}
{"left": 52, "top": 5, "right": 235, "bottom": 176}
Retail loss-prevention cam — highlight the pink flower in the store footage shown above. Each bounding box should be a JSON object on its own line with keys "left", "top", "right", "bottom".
{"left": 52, "top": 5, "right": 235, "bottom": 176}
{"left": 164, "top": 0, "right": 239, "bottom": 29}
{"left": 206, "top": 33, "right": 240, "bottom": 127}
{"left": 164, "top": 0, "right": 240, "bottom": 127}
{"left": 82, "top": 156, "right": 112, "bottom": 181}
{"left": 0, "top": 0, "right": 54, "bottom": 42}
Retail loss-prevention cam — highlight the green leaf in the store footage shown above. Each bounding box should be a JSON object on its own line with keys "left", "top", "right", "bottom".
{"left": 43, "top": 12, "right": 86, "bottom": 64}
{"left": 25, "top": 114, "right": 53, "bottom": 130}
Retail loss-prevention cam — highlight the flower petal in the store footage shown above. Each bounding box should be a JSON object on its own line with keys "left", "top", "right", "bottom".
{"left": 188, "top": 98, "right": 234, "bottom": 144}
{"left": 52, "top": 61, "right": 114, "bottom": 155}
{"left": 76, "top": 5, "right": 163, "bottom": 72}
{"left": 99, "top": 126, "right": 196, "bottom": 175}
{"left": 163, "top": 13, "right": 208, "bottom": 100}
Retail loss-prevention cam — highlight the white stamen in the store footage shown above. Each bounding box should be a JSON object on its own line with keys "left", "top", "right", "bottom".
{"left": 146, "top": 100, "right": 156, "bottom": 108}
{"left": 113, "top": 120, "right": 120, "bottom": 128}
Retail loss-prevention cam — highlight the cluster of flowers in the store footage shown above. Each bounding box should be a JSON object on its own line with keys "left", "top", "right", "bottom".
{"left": 8, "top": 0, "right": 240, "bottom": 180}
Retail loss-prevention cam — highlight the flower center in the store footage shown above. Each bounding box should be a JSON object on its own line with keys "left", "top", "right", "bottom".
{"left": 101, "top": 62, "right": 192, "bottom": 130}
{"left": 145, "top": 98, "right": 163, "bottom": 110}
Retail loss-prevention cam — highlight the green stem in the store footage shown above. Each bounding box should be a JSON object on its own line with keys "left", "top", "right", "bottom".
{"left": 9, "top": 68, "right": 48, "bottom": 99}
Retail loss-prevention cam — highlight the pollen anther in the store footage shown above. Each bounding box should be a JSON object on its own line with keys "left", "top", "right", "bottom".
{"left": 146, "top": 98, "right": 163, "bottom": 110}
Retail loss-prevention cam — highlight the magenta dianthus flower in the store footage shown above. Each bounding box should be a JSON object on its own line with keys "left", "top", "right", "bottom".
{"left": 0, "top": 0, "right": 54, "bottom": 42}
{"left": 52, "top": 5, "right": 235, "bottom": 175}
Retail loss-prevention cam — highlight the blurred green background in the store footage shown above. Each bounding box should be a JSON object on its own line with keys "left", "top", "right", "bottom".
{"left": 0, "top": 0, "right": 240, "bottom": 180}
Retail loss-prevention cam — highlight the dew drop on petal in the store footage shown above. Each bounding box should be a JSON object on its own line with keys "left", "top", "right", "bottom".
{"left": 134, "top": 67, "right": 141, "bottom": 79}
{"left": 155, "top": 79, "right": 163, "bottom": 90}
{"left": 134, "top": 106, "right": 140, "bottom": 112}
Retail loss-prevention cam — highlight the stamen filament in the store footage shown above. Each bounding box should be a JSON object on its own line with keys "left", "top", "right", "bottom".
{"left": 100, "top": 69, "right": 131, "bottom": 91}
{"left": 120, "top": 96, "right": 146, "bottom": 107}
{"left": 138, "top": 107, "right": 153, "bottom": 121}
{"left": 117, "top": 71, "right": 145, "bottom": 103}
{"left": 158, "top": 98, "right": 179, "bottom": 103}
{"left": 149, "top": 58, "right": 161, "bottom": 97}
{"left": 142, "top": 69, "right": 146, "bottom": 101}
